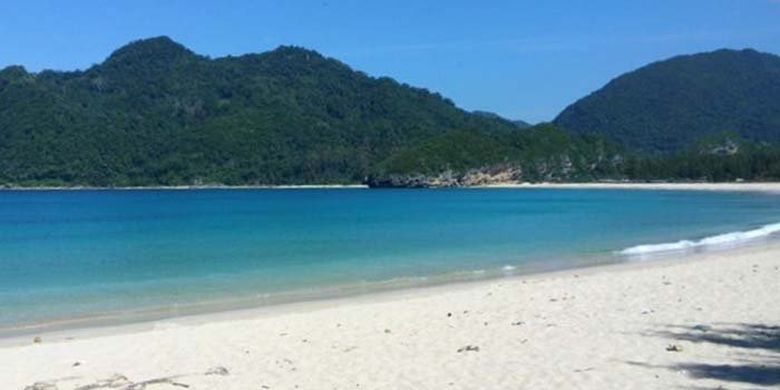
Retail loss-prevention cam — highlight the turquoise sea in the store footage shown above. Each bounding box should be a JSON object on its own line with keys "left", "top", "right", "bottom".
{"left": 1, "top": 188, "right": 779, "bottom": 334}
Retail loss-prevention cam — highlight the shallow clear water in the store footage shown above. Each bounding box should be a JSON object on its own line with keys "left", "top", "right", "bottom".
{"left": 0, "top": 188, "right": 778, "bottom": 330}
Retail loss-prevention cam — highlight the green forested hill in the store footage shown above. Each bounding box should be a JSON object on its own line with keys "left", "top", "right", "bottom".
{"left": 554, "top": 49, "right": 780, "bottom": 152}
{"left": 372, "top": 124, "right": 622, "bottom": 182}
{"left": 368, "top": 124, "right": 780, "bottom": 186}
{"left": 0, "top": 36, "right": 518, "bottom": 186}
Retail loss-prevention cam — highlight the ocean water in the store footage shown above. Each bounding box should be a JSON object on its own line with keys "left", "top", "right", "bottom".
{"left": 1, "top": 188, "right": 779, "bottom": 333}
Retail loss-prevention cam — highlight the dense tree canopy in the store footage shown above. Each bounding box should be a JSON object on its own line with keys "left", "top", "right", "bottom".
{"left": 555, "top": 49, "right": 780, "bottom": 153}
{"left": 374, "top": 124, "right": 622, "bottom": 182}
{"left": 370, "top": 125, "right": 780, "bottom": 184}
{"left": 0, "top": 37, "right": 520, "bottom": 186}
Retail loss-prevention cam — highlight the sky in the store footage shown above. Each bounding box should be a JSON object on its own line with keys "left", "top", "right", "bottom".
{"left": 1, "top": 1, "right": 779, "bottom": 123}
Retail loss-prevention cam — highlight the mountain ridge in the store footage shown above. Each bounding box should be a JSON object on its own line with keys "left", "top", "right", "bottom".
{"left": 554, "top": 48, "right": 780, "bottom": 152}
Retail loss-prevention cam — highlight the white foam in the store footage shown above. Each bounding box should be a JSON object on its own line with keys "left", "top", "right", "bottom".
{"left": 619, "top": 222, "right": 780, "bottom": 257}
{"left": 502, "top": 265, "right": 516, "bottom": 272}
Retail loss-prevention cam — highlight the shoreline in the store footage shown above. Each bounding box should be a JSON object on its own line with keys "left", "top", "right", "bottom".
{"left": 3, "top": 241, "right": 778, "bottom": 389}
{"left": 0, "top": 251, "right": 620, "bottom": 344}
{"left": 0, "top": 184, "right": 369, "bottom": 191}
{"left": 1, "top": 182, "right": 780, "bottom": 192}
{"left": 1, "top": 240, "right": 776, "bottom": 346}
{"left": 475, "top": 181, "right": 780, "bottom": 193}
{"left": 3, "top": 232, "right": 778, "bottom": 343}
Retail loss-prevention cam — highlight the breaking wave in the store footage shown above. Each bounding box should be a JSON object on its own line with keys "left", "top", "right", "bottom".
{"left": 619, "top": 222, "right": 780, "bottom": 257}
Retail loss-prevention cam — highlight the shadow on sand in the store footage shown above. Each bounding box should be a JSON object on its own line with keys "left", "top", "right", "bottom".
{"left": 632, "top": 323, "right": 780, "bottom": 387}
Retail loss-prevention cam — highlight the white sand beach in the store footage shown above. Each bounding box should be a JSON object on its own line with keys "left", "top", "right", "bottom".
{"left": 0, "top": 184, "right": 369, "bottom": 191}
{"left": 2, "top": 242, "right": 779, "bottom": 389}
{"left": 478, "top": 181, "right": 780, "bottom": 193}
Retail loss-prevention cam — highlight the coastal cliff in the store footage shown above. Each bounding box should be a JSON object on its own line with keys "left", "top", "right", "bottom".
{"left": 366, "top": 166, "right": 523, "bottom": 188}
{"left": 366, "top": 157, "right": 601, "bottom": 188}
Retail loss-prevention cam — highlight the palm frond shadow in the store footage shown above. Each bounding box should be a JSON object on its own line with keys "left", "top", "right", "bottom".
{"left": 634, "top": 322, "right": 780, "bottom": 386}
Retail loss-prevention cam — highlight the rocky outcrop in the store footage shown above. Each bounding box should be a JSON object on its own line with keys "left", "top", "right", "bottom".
{"left": 366, "top": 165, "right": 524, "bottom": 188}
{"left": 366, "top": 152, "right": 622, "bottom": 188}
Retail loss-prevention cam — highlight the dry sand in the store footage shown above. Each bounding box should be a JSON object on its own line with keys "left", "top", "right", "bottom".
{"left": 2, "top": 243, "right": 779, "bottom": 389}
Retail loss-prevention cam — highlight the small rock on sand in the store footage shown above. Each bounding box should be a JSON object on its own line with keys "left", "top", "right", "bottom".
{"left": 666, "top": 344, "right": 683, "bottom": 352}
{"left": 32, "top": 336, "right": 42, "bottom": 344}
{"left": 457, "top": 345, "right": 480, "bottom": 353}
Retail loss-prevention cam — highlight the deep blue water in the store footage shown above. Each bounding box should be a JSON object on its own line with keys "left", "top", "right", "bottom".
{"left": 0, "top": 188, "right": 778, "bottom": 331}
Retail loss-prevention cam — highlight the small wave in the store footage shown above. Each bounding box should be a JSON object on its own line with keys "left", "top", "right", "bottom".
{"left": 619, "top": 222, "right": 780, "bottom": 257}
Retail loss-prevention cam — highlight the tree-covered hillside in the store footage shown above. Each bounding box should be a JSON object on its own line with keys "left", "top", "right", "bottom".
{"left": 0, "top": 36, "right": 519, "bottom": 186}
{"left": 554, "top": 49, "right": 780, "bottom": 152}
{"left": 367, "top": 125, "right": 780, "bottom": 186}
{"left": 370, "top": 124, "right": 622, "bottom": 185}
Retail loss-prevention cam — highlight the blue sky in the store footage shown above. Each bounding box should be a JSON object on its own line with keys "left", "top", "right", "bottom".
{"left": 1, "top": 1, "right": 779, "bottom": 122}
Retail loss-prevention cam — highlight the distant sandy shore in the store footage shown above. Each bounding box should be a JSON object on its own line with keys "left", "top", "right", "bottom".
{"left": 0, "top": 184, "right": 369, "bottom": 191}
{"left": 477, "top": 181, "right": 780, "bottom": 193}
{"left": 3, "top": 182, "right": 780, "bottom": 192}
{"left": 2, "top": 243, "right": 779, "bottom": 389}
